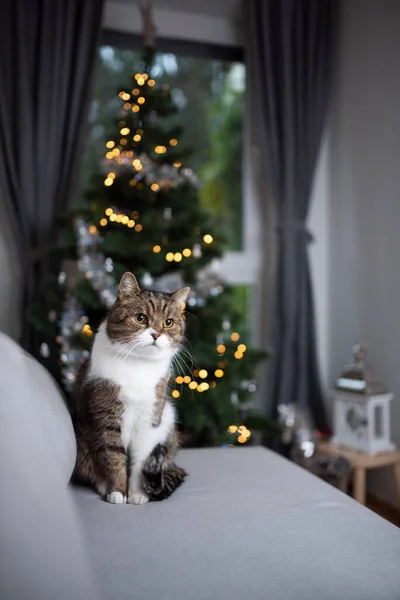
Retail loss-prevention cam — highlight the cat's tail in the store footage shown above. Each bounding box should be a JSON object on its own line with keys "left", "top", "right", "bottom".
{"left": 142, "top": 445, "right": 187, "bottom": 501}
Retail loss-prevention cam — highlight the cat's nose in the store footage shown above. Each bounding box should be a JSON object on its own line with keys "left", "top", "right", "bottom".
{"left": 151, "top": 331, "right": 161, "bottom": 341}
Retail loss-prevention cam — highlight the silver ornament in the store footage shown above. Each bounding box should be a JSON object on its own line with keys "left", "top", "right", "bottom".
{"left": 40, "top": 343, "right": 50, "bottom": 358}
{"left": 141, "top": 272, "right": 154, "bottom": 287}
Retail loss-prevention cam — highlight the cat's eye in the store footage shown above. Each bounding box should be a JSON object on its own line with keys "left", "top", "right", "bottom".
{"left": 163, "top": 318, "right": 174, "bottom": 328}
{"left": 135, "top": 313, "right": 147, "bottom": 324}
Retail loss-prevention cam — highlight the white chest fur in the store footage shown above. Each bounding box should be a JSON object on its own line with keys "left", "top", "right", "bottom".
{"left": 89, "top": 327, "right": 175, "bottom": 460}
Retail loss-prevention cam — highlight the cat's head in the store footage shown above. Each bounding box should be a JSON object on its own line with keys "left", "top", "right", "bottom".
{"left": 106, "top": 272, "right": 190, "bottom": 360}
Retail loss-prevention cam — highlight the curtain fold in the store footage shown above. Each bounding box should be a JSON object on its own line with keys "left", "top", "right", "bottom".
{"left": 0, "top": 0, "right": 103, "bottom": 351}
{"left": 246, "top": 0, "right": 338, "bottom": 430}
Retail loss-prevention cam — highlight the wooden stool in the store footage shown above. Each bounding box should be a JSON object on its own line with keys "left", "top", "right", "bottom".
{"left": 318, "top": 442, "right": 400, "bottom": 505}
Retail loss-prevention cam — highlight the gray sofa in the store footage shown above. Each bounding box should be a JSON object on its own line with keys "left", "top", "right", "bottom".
{"left": 1, "top": 332, "right": 400, "bottom": 600}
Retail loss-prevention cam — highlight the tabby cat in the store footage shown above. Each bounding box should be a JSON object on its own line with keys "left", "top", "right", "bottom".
{"left": 73, "top": 272, "right": 189, "bottom": 505}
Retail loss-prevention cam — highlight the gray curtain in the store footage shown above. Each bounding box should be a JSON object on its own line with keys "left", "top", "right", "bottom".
{"left": 247, "top": 0, "right": 338, "bottom": 431}
{"left": 0, "top": 0, "right": 103, "bottom": 349}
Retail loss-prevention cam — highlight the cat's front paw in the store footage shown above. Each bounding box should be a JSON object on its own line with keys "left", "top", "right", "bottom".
{"left": 128, "top": 491, "right": 150, "bottom": 505}
{"left": 106, "top": 491, "right": 126, "bottom": 504}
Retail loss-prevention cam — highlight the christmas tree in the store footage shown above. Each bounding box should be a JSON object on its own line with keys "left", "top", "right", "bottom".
{"left": 29, "top": 46, "right": 278, "bottom": 447}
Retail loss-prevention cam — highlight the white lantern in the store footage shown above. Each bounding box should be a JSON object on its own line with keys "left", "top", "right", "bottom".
{"left": 332, "top": 343, "right": 395, "bottom": 455}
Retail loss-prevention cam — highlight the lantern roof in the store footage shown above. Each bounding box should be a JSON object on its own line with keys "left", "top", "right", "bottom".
{"left": 335, "top": 342, "right": 387, "bottom": 395}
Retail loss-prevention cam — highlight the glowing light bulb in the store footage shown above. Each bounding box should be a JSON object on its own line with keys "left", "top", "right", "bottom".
{"left": 132, "top": 159, "right": 141, "bottom": 167}
{"left": 216, "top": 344, "right": 226, "bottom": 354}
{"left": 189, "top": 381, "right": 198, "bottom": 390}
{"left": 183, "top": 376, "right": 191, "bottom": 384}
{"left": 116, "top": 214, "right": 123, "bottom": 223}
{"left": 231, "top": 332, "right": 240, "bottom": 342}
{"left": 199, "top": 369, "right": 208, "bottom": 379}
{"left": 133, "top": 134, "right": 141, "bottom": 142}
{"left": 104, "top": 178, "right": 113, "bottom": 186}
{"left": 109, "top": 214, "right": 116, "bottom": 222}
{"left": 203, "top": 234, "right": 213, "bottom": 244}
{"left": 132, "top": 105, "right": 140, "bottom": 113}
{"left": 166, "top": 252, "right": 174, "bottom": 262}
{"left": 151, "top": 183, "right": 159, "bottom": 191}
{"left": 182, "top": 248, "right": 191, "bottom": 257}
{"left": 174, "top": 252, "right": 182, "bottom": 262}
{"left": 105, "top": 208, "right": 113, "bottom": 216}
{"left": 137, "top": 77, "right": 145, "bottom": 85}
{"left": 169, "top": 138, "right": 178, "bottom": 146}
{"left": 107, "top": 172, "right": 116, "bottom": 180}
{"left": 129, "top": 179, "right": 137, "bottom": 187}
{"left": 228, "top": 425, "right": 238, "bottom": 433}
{"left": 120, "top": 127, "right": 130, "bottom": 135}
{"left": 127, "top": 220, "right": 135, "bottom": 228}
{"left": 148, "top": 79, "right": 155, "bottom": 87}
{"left": 106, "top": 151, "right": 114, "bottom": 159}
{"left": 215, "top": 369, "right": 224, "bottom": 378}
{"left": 237, "top": 344, "right": 247, "bottom": 352}
{"left": 234, "top": 351, "right": 243, "bottom": 359}
{"left": 142, "top": 73, "right": 149, "bottom": 81}
{"left": 112, "top": 148, "right": 120, "bottom": 156}
{"left": 132, "top": 89, "right": 140, "bottom": 96}
{"left": 121, "top": 215, "right": 129, "bottom": 225}
{"left": 123, "top": 103, "right": 131, "bottom": 110}
{"left": 173, "top": 161, "right": 182, "bottom": 167}
{"left": 121, "top": 93, "right": 130, "bottom": 101}
{"left": 153, "top": 245, "right": 161, "bottom": 253}
{"left": 137, "top": 97, "right": 145, "bottom": 104}
{"left": 175, "top": 376, "right": 183, "bottom": 384}
{"left": 100, "top": 218, "right": 107, "bottom": 226}
{"left": 237, "top": 435, "right": 247, "bottom": 444}
{"left": 135, "top": 224, "right": 143, "bottom": 232}
{"left": 106, "top": 141, "right": 115, "bottom": 148}
{"left": 171, "top": 390, "right": 180, "bottom": 398}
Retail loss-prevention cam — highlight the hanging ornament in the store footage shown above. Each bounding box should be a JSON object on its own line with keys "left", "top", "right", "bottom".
{"left": 58, "top": 271, "right": 67, "bottom": 285}
{"left": 141, "top": 272, "right": 154, "bottom": 288}
{"left": 48, "top": 310, "right": 57, "bottom": 323}
{"left": 163, "top": 207, "right": 172, "bottom": 221}
{"left": 247, "top": 380, "right": 257, "bottom": 393}
{"left": 105, "top": 257, "right": 114, "bottom": 273}
{"left": 222, "top": 317, "right": 231, "bottom": 331}
{"left": 40, "top": 343, "right": 50, "bottom": 358}
{"left": 192, "top": 243, "right": 202, "bottom": 258}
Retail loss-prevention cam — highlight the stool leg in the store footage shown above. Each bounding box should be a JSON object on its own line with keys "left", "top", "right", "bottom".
{"left": 353, "top": 468, "right": 366, "bottom": 504}
{"left": 393, "top": 463, "right": 400, "bottom": 502}
{"left": 338, "top": 474, "right": 349, "bottom": 494}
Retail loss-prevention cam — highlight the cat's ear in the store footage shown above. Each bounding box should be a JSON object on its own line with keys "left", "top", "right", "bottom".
{"left": 170, "top": 287, "right": 190, "bottom": 308}
{"left": 119, "top": 272, "right": 140, "bottom": 299}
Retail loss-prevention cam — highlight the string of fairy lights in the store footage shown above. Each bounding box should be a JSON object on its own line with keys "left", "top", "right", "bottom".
{"left": 93, "top": 71, "right": 252, "bottom": 445}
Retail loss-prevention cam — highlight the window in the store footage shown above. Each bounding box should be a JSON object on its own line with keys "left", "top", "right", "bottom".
{"left": 78, "top": 41, "right": 245, "bottom": 252}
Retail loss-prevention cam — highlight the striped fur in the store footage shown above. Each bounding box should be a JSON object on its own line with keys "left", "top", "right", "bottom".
{"left": 72, "top": 272, "right": 189, "bottom": 504}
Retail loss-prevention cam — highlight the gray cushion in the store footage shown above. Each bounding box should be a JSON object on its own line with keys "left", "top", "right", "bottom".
{"left": 73, "top": 446, "right": 400, "bottom": 600}
{"left": 0, "top": 333, "right": 96, "bottom": 600}
{"left": 23, "top": 352, "right": 76, "bottom": 485}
